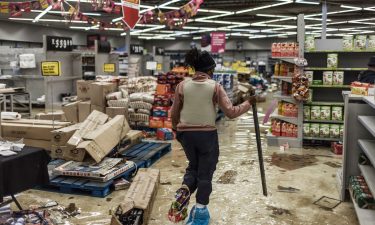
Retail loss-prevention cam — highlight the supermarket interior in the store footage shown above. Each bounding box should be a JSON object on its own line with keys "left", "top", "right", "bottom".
{"left": 0, "top": 0, "right": 375, "bottom": 225}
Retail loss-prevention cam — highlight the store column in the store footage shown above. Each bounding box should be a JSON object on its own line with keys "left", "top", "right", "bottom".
{"left": 125, "top": 29, "right": 131, "bottom": 76}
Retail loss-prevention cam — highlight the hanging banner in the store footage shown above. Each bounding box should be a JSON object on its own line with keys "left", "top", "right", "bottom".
{"left": 211, "top": 32, "right": 226, "bottom": 54}
{"left": 122, "top": 0, "right": 140, "bottom": 30}
{"left": 41, "top": 61, "right": 61, "bottom": 76}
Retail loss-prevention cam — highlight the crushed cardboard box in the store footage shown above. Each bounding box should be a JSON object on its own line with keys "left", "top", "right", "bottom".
{"left": 36, "top": 112, "right": 66, "bottom": 121}
{"left": 77, "top": 80, "right": 94, "bottom": 100}
{"left": 67, "top": 110, "right": 109, "bottom": 146}
{"left": 89, "top": 82, "right": 117, "bottom": 107}
{"left": 111, "top": 168, "right": 160, "bottom": 225}
{"left": 51, "top": 124, "right": 81, "bottom": 146}
{"left": 77, "top": 115, "right": 130, "bottom": 163}
{"left": 62, "top": 101, "right": 80, "bottom": 123}
{"left": 50, "top": 145, "right": 81, "bottom": 161}
{"left": 78, "top": 101, "right": 91, "bottom": 122}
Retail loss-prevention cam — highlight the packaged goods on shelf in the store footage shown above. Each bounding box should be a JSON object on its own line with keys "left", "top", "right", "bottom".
{"left": 310, "top": 123, "right": 320, "bottom": 137}
{"left": 351, "top": 82, "right": 374, "bottom": 96}
{"left": 330, "top": 124, "right": 341, "bottom": 139}
{"left": 271, "top": 42, "right": 299, "bottom": 57}
{"left": 305, "top": 71, "right": 313, "bottom": 84}
{"left": 303, "top": 123, "right": 310, "bottom": 137}
{"left": 305, "top": 36, "right": 315, "bottom": 51}
{"left": 278, "top": 102, "right": 298, "bottom": 117}
{"left": 320, "top": 106, "right": 331, "bottom": 120}
{"left": 319, "top": 124, "right": 330, "bottom": 138}
{"left": 340, "top": 125, "right": 344, "bottom": 139}
{"left": 349, "top": 176, "right": 375, "bottom": 209}
{"left": 327, "top": 54, "right": 338, "bottom": 68}
{"left": 271, "top": 119, "right": 297, "bottom": 138}
{"left": 333, "top": 71, "right": 344, "bottom": 85}
{"left": 311, "top": 106, "right": 321, "bottom": 120}
{"left": 354, "top": 35, "right": 367, "bottom": 51}
{"left": 332, "top": 106, "right": 344, "bottom": 121}
{"left": 343, "top": 36, "right": 354, "bottom": 51}
{"left": 323, "top": 71, "right": 333, "bottom": 85}
{"left": 368, "top": 35, "right": 375, "bottom": 50}
{"left": 304, "top": 106, "right": 311, "bottom": 120}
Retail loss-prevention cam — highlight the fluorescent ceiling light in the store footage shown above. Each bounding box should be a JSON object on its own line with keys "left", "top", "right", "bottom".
{"left": 10, "top": 18, "right": 87, "bottom": 23}
{"left": 256, "top": 14, "right": 290, "bottom": 18}
{"left": 31, "top": 10, "right": 101, "bottom": 16}
{"left": 340, "top": 5, "right": 362, "bottom": 10}
{"left": 236, "top": 1, "right": 292, "bottom": 14}
{"left": 295, "top": 0, "right": 320, "bottom": 5}
{"left": 33, "top": 5, "right": 52, "bottom": 22}
{"left": 131, "top": 25, "right": 164, "bottom": 34}
{"left": 193, "top": 36, "right": 202, "bottom": 40}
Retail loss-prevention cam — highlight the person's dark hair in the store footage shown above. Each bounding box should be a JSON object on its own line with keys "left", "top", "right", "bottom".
{"left": 185, "top": 48, "right": 216, "bottom": 73}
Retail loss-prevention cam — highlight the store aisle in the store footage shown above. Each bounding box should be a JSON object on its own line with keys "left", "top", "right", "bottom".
{"left": 148, "top": 112, "right": 358, "bottom": 225}
{"left": 13, "top": 108, "right": 358, "bottom": 225}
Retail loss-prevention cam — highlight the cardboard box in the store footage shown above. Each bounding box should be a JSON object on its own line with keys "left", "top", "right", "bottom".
{"left": 61, "top": 145, "right": 87, "bottom": 162}
{"left": 50, "top": 145, "right": 75, "bottom": 159}
{"left": 2, "top": 119, "right": 70, "bottom": 126}
{"left": 2, "top": 123, "right": 63, "bottom": 141}
{"left": 62, "top": 101, "right": 80, "bottom": 123}
{"left": 157, "top": 128, "right": 173, "bottom": 141}
{"left": 78, "top": 101, "right": 91, "bottom": 122}
{"left": 78, "top": 115, "right": 130, "bottom": 163}
{"left": 77, "top": 80, "right": 94, "bottom": 100}
{"left": 89, "top": 82, "right": 117, "bottom": 107}
{"left": 36, "top": 112, "right": 66, "bottom": 121}
{"left": 91, "top": 105, "right": 106, "bottom": 113}
{"left": 119, "top": 168, "right": 160, "bottom": 225}
{"left": 106, "top": 107, "right": 128, "bottom": 118}
{"left": 67, "top": 111, "right": 109, "bottom": 146}
{"left": 51, "top": 124, "right": 81, "bottom": 146}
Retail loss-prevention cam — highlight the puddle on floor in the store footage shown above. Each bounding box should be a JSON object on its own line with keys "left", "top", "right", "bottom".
{"left": 270, "top": 153, "right": 319, "bottom": 170}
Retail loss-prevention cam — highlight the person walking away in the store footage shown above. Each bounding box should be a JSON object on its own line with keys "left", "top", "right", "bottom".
{"left": 358, "top": 56, "right": 375, "bottom": 84}
{"left": 168, "top": 48, "right": 256, "bottom": 225}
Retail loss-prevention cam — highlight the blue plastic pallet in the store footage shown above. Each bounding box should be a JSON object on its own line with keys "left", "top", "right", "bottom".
{"left": 43, "top": 164, "right": 137, "bottom": 198}
{"left": 121, "top": 142, "right": 171, "bottom": 168}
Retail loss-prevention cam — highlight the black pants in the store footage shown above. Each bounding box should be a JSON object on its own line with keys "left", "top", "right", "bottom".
{"left": 177, "top": 130, "right": 219, "bottom": 205}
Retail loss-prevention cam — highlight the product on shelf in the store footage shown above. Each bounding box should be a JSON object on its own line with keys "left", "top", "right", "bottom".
{"left": 292, "top": 73, "right": 309, "bottom": 101}
{"left": 281, "top": 81, "right": 292, "bottom": 96}
{"left": 323, "top": 71, "right": 333, "bottom": 85}
{"left": 349, "top": 176, "right": 375, "bottom": 209}
{"left": 351, "top": 82, "right": 374, "bottom": 96}
{"left": 271, "top": 42, "right": 299, "bottom": 58}
{"left": 305, "top": 35, "right": 315, "bottom": 51}
{"left": 303, "top": 123, "right": 310, "bottom": 137}
{"left": 278, "top": 102, "right": 298, "bottom": 117}
{"left": 310, "top": 123, "right": 320, "bottom": 137}
{"left": 320, "top": 106, "right": 331, "bottom": 120}
{"left": 307, "top": 89, "right": 313, "bottom": 102}
{"left": 333, "top": 71, "right": 344, "bottom": 85}
{"left": 274, "top": 62, "right": 280, "bottom": 76}
{"left": 271, "top": 119, "right": 297, "bottom": 138}
{"left": 343, "top": 36, "right": 354, "bottom": 51}
{"left": 305, "top": 71, "right": 313, "bottom": 85}
{"left": 368, "top": 35, "right": 375, "bottom": 50}
{"left": 329, "top": 124, "right": 340, "bottom": 138}
{"left": 332, "top": 106, "right": 344, "bottom": 121}
{"left": 320, "top": 124, "right": 330, "bottom": 138}
{"left": 312, "top": 80, "right": 323, "bottom": 85}
{"left": 340, "top": 125, "right": 344, "bottom": 139}
{"left": 354, "top": 35, "right": 367, "bottom": 51}
{"left": 311, "top": 106, "right": 321, "bottom": 120}
{"left": 327, "top": 54, "right": 338, "bottom": 68}
{"left": 304, "top": 106, "right": 311, "bottom": 120}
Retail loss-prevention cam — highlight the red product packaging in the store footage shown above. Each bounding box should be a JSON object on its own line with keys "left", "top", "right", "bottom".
{"left": 164, "top": 117, "right": 172, "bottom": 129}
{"left": 157, "top": 128, "right": 174, "bottom": 140}
{"left": 168, "top": 107, "right": 172, "bottom": 118}
{"left": 149, "top": 117, "right": 165, "bottom": 128}
{"left": 281, "top": 122, "right": 288, "bottom": 137}
{"left": 156, "top": 84, "right": 171, "bottom": 95}
{"left": 331, "top": 142, "right": 343, "bottom": 155}
{"left": 292, "top": 125, "right": 298, "bottom": 138}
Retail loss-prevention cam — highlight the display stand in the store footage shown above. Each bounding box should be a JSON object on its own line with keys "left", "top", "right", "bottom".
{"left": 267, "top": 14, "right": 304, "bottom": 148}
{"left": 341, "top": 92, "right": 375, "bottom": 224}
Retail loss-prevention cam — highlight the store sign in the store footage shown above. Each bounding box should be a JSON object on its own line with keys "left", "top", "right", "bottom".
{"left": 157, "top": 63, "right": 162, "bottom": 71}
{"left": 122, "top": 0, "right": 140, "bottom": 30}
{"left": 130, "top": 45, "right": 144, "bottom": 55}
{"left": 211, "top": 32, "right": 226, "bottom": 53}
{"left": 156, "top": 47, "right": 165, "bottom": 56}
{"left": 46, "top": 36, "right": 73, "bottom": 51}
{"left": 104, "top": 63, "right": 116, "bottom": 73}
{"left": 41, "top": 61, "right": 61, "bottom": 76}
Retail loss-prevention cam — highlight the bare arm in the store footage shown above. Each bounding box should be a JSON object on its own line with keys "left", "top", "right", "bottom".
{"left": 171, "top": 83, "right": 184, "bottom": 130}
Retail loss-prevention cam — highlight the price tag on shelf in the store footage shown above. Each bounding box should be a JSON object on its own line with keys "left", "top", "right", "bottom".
{"left": 41, "top": 61, "right": 61, "bottom": 76}
{"left": 46, "top": 36, "right": 73, "bottom": 51}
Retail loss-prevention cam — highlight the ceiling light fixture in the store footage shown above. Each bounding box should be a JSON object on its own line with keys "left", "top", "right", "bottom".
{"left": 236, "top": 1, "right": 293, "bottom": 15}
{"left": 340, "top": 5, "right": 362, "bottom": 10}
{"left": 295, "top": 0, "right": 320, "bottom": 5}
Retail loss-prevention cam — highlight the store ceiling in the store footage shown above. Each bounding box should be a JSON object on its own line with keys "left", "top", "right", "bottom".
{"left": 1, "top": 0, "right": 375, "bottom": 41}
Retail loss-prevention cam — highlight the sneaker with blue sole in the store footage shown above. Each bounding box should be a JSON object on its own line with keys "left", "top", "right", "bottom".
{"left": 186, "top": 205, "right": 210, "bottom": 225}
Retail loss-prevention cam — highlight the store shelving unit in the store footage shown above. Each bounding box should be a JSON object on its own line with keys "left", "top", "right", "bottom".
{"left": 304, "top": 119, "right": 343, "bottom": 124}
{"left": 341, "top": 92, "right": 375, "bottom": 224}
{"left": 267, "top": 14, "right": 305, "bottom": 148}
{"left": 305, "top": 67, "right": 367, "bottom": 71}
{"left": 304, "top": 137, "right": 341, "bottom": 142}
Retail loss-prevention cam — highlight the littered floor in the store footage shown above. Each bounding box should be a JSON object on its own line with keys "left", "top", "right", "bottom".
{"left": 13, "top": 107, "right": 358, "bottom": 225}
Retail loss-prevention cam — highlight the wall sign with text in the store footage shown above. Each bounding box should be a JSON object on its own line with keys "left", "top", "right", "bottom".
{"left": 41, "top": 61, "right": 61, "bottom": 76}
{"left": 104, "top": 63, "right": 116, "bottom": 73}
{"left": 130, "top": 45, "right": 144, "bottom": 55}
{"left": 46, "top": 36, "right": 73, "bottom": 51}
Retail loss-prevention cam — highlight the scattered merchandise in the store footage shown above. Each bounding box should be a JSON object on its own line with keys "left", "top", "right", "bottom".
{"left": 113, "top": 178, "right": 131, "bottom": 191}
{"left": 351, "top": 82, "right": 374, "bottom": 96}
{"left": 156, "top": 128, "right": 174, "bottom": 141}
{"left": 331, "top": 142, "right": 343, "bottom": 155}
